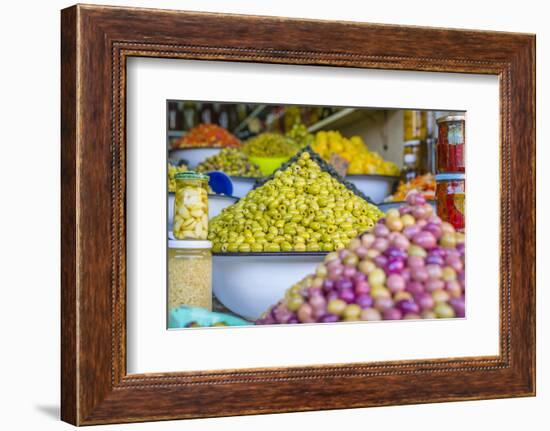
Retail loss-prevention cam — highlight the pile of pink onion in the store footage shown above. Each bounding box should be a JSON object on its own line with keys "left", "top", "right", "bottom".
{"left": 256, "top": 191, "right": 465, "bottom": 324}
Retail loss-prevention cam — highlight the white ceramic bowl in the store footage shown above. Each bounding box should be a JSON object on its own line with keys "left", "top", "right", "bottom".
{"left": 212, "top": 253, "right": 326, "bottom": 321}
{"left": 167, "top": 193, "right": 238, "bottom": 230}
{"left": 229, "top": 176, "right": 258, "bottom": 198}
{"left": 208, "top": 194, "right": 239, "bottom": 219}
{"left": 345, "top": 175, "right": 399, "bottom": 204}
{"left": 169, "top": 147, "right": 222, "bottom": 168}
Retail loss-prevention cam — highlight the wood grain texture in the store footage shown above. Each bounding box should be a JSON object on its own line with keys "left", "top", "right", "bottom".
{"left": 60, "top": 4, "right": 536, "bottom": 425}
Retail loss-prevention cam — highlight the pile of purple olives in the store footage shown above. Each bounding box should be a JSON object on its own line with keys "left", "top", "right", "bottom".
{"left": 256, "top": 191, "right": 465, "bottom": 324}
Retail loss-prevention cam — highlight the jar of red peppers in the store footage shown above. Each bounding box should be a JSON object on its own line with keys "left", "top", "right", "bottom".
{"left": 436, "top": 114, "right": 465, "bottom": 173}
{"left": 435, "top": 173, "right": 465, "bottom": 232}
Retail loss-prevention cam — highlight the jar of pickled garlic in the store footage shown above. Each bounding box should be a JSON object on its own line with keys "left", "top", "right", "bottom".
{"left": 173, "top": 172, "right": 209, "bottom": 240}
{"left": 436, "top": 114, "right": 465, "bottom": 173}
{"left": 435, "top": 173, "right": 465, "bottom": 231}
{"left": 168, "top": 239, "right": 212, "bottom": 312}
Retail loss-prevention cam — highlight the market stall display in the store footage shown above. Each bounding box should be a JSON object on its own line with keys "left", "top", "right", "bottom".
{"left": 208, "top": 148, "right": 383, "bottom": 253}
{"left": 173, "top": 123, "right": 241, "bottom": 149}
{"left": 170, "top": 124, "right": 242, "bottom": 167}
{"left": 256, "top": 192, "right": 465, "bottom": 324}
{"left": 384, "top": 173, "right": 436, "bottom": 202}
{"left": 167, "top": 162, "right": 188, "bottom": 193}
{"left": 196, "top": 148, "right": 262, "bottom": 178}
{"left": 242, "top": 130, "right": 309, "bottom": 175}
{"left": 312, "top": 130, "right": 400, "bottom": 176}
{"left": 242, "top": 132, "right": 300, "bottom": 157}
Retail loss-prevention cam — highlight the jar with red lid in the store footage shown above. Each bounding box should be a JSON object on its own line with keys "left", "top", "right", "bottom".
{"left": 436, "top": 114, "right": 465, "bottom": 173}
{"left": 435, "top": 173, "right": 465, "bottom": 232}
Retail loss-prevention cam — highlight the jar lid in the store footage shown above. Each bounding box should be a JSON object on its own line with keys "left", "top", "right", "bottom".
{"left": 435, "top": 173, "right": 465, "bottom": 181}
{"left": 174, "top": 171, "right": 209, "bottom": 181}
{"left": 168, "top": 231, "right": 212, "bottom": 248}
{"left": 436, "top": 114, "right": 465, "bottom": 123}
{"left": 403, "top": 140, "right": 421, "bottom": 146}
{"left": 168, "top": 239, "right": 213, "bottom": 249}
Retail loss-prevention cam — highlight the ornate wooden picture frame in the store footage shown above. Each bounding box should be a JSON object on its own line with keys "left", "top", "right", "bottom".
{"left": 61, "top": 4, "right": 535, "bottom": 425}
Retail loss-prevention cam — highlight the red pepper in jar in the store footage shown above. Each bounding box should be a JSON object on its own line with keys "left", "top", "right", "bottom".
{"left": 435, "top": 173, "right": 465, "bottom": 232}
{"left": 436, "top": 115, "right": 465, "bottom": 173}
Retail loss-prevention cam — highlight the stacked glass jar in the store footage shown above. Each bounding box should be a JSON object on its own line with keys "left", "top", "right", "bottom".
{"left": 168, "top": 172, "right": 213, "bottom": 317}
{"left": 435, "top": 115, "right": 465, "bottom": 232}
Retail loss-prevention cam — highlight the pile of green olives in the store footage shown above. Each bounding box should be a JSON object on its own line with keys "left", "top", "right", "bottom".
{"left": 208, "top": 151, "right": 383, "bottom": 253}
{"left": 242, "top": 133, "right": 303, "bottom": 158}
{"left": 286, "top": 123, "right": 314, "bottom": 148}
{"left": 196, "top": 148, "right": 263, "bottom": 178}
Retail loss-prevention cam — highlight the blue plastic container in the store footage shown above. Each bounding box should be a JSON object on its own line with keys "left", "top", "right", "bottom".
{"left": 168, "top": 305, "right": 249, "bottom": 328}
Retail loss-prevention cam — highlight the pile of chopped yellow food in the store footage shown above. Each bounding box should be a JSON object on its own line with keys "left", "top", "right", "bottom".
{"left": 312, "top": 130, "right": 400, "bottom": 176}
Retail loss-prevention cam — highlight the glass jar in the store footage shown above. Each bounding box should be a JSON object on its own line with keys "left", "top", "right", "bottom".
{"left": 436, "top": 114, "right": 465, "bottom": 173}
{"left": 403, "top": 110, "right": 427, "bottom": 141}
{"left": 401, "top": 140, "right": 422, "bottom": 182}
{"left": 435, "top": 173, "right": 465, "bottom": 232}
{"left": 173, "top": 171, "right": 209, "bottom": 240}
{"left": 168, "top": 239, "right": 212, "bottom": 312}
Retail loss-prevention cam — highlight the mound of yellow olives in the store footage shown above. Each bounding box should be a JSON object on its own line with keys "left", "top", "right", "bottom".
{"left": 208, "top": 150, "right": 383, "bottom": 253}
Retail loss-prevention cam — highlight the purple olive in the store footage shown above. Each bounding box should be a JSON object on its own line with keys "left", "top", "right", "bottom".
{"left": 352, "top": 272, "right": 367, "bottom": 284}
{"left": 425, "top": 255, "right": 445, "bottom": 266}
{"left": 383, "top": 307, "right": 403, "bottom": 321}
{"left": 403, "top": 225, "right": 421, "bottom": 239}
{"left": 373, "top": 254, "right": 389, "bottom": 268}
{"left": 424, "top": 222, "right": 443, "bottom": 239}
{"left": 414, "top": 292, "right": 435, "bottom": 311}
{"left": 374, "top": 223, "right": 390, "bottom": 238}
{"left": 386, "top": 273, "right": 406, "bottom": 293}
{"left": 354, "top": 280, "right": 370, "bottom": 295}
{"left": 406, "top": 281, "right": 425, "bottom": 295}
{"left": 385, "top": 258, "right": 405, "bottom": 274}
{"left": 413, "top": 231, "right": 437, "bottom": 249}
{"left": 356, "top": 294, "right": 374, "bottom": 309}
{"left": 339, "top": 288, "right": 356, "bottom": 304}
{"left": 449, "top": 297, "right": 466, "bottom": 318}
{"left": 355, "top": 246, "right": 369, "bottom": 258}
{"left": 323, "top": 279, "right": 335, "bottom": 292}
{"left": 343, "top": 264, "right": 357, "bottom": 278}
{"left": 319, "top": 314, "right": 339, "bottom": 323}
{"left": 397, "top": 299, "right": 420, "bottom": 315}
{"left": 326, "top": 291, "right": 339, "bottom": 302}
{"left": 336, "top": 277, "right": 353, "bottom": 291}
{"left": 273, "top": 306, "right": 293, "bottom": 323}
{"left": 407, "top": 255, "right": 425, "bottom": 269}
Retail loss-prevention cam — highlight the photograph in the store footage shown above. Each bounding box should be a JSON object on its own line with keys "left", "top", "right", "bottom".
{"left": 53, "top": 3, "right": 536, "bottom": 425}
{"left": 166, "top": 103, "right": 466, "bottom": 328}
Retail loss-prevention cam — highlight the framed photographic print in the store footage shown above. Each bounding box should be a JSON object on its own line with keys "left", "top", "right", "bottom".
{"left": 61, "top": 4, "right": 536, "bottom": 425}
